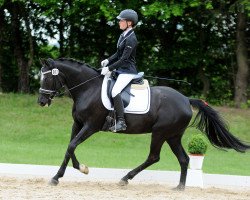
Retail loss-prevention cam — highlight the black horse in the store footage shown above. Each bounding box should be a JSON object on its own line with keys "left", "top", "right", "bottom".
{"left": 38, "top": 58, "right": 250, "bottom": 190}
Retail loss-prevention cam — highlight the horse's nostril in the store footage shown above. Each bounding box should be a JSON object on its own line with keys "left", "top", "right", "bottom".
{"left": 38, "top": 95, "right": 49, "bottom": 107}
{"left": 38, "top": 97, "right": 46, "bottom": 107}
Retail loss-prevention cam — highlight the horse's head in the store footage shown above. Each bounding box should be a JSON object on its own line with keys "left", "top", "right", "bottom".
{"left": 37, "top": 58, "right": 64, "bottom": 107}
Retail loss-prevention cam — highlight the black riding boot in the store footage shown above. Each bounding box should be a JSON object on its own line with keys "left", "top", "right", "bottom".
{"left": 110, "top": 94, "right": 127, "bottom": 132}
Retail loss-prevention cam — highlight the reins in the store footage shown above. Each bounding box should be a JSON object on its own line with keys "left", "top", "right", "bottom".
{"left": 68, "top": 74, "right": 102, "bottom": 91}
{"left": 40, "top": 57, "right": 191, "bottom": 99}
{"left": 65, "top": 66, "right": 102, "bottom": 93}
{"left": 144, "top": 75, "right": 191, "bottom": 86}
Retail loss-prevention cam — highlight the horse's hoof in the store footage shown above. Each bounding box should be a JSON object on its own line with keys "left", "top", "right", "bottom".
{"left": 79, "top": 164, "right": 89, "bottom": 174}
{"left": 172, "top": 185, "right": 185, "bottom": 191}
{"left": 118, "top": 179, "right": 128, "bottom": 186}
{"left": 49, "top": 178, "right": 59, "bottom": 186}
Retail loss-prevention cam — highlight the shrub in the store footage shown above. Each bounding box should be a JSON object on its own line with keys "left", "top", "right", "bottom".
{"left": 188, "top": 134, "right": 208, "bottom": 155}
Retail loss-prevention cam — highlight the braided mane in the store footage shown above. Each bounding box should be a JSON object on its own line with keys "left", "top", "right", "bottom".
{"left": 56, "top": 58, "right": 100, "bottom": 73}
{"left": 58, "top": 58, "right": 85, "bottom": 65}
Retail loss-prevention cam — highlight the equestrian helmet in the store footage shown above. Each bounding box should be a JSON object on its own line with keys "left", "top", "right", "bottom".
{"left": 117, "top": 9, "right": 138, "bottom": 26}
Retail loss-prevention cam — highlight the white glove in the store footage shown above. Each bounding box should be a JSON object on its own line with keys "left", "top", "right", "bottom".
{"left": 101, "top": 67, "right": 110, "bottom": 75}
{"left": 101, "top": 59, "right": 109, "bottom": 67}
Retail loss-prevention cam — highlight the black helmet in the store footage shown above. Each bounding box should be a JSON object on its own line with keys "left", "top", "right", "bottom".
{"left": 117, "top": 9, "right": 138, "bottom": 26}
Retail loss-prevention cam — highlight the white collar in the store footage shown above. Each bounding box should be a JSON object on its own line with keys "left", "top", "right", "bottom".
{"left": 123, "top": 27, "right": 132, "bottom": 37}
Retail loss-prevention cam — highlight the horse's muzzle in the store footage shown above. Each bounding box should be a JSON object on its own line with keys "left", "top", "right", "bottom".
{"left": 37, "top": 95, "right": 52, "bottom": 107}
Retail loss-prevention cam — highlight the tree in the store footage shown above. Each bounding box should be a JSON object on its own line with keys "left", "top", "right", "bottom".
{"left": 234, "top": 11, "right": 249, "bottom": 107}
{"left": 0, "top": 6, "right": 4, "bottom": 92}
{"left": 140, "top": 0, "right": 249, "bottom": 104}
{"left": 0, "top": 0, "right": 248, "bottom": 105}
{"left": 2, "top": 0, "right": 36, "bottom": 93}
{"left": 8, "top": 1, "right": 28, "bottom": 92}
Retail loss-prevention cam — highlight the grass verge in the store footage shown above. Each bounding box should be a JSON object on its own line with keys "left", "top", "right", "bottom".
{"left": 0, "top": 93, "right": 250, "bottom": 175}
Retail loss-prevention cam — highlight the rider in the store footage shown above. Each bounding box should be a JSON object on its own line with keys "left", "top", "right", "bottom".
{"left": 101, "top": 9, "right": 138, "bottom": 132}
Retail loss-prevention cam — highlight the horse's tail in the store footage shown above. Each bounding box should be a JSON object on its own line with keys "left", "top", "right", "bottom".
{"left": 189, "top": 99, "right": 250, "bottom": 153}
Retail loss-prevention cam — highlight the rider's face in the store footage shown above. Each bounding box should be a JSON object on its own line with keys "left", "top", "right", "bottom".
{"left": 119, "top": 20, "right": 132, "bottom": 30}
{"left": 119, "top": 19, "right": 127, "bottom": 30}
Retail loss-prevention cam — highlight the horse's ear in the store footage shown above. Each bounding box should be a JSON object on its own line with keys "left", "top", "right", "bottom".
{"left": 39, "top": 58, "right": 46, "bottom": 66}
{"left": 47, "top": 58, "right": 55, "bottom": 67}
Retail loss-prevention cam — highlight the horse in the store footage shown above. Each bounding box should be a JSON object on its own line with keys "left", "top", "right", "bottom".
{"left": 37, "top": 58, "right": 250, "bottom": 190}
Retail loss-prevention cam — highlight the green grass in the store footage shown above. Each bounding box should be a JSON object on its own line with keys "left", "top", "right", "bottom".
{"left": 0, "top": 93, "right": 250, "bottom": 175}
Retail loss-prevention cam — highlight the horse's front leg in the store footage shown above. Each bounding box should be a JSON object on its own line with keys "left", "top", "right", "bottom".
{"left": 51, "top": 124, "right": 96, "bottom": 185}
{"left": 50, "top": 151, "right": 71, "bottom": 185}
{"left": 67, "top": 124, "right": 96, "bottom": 172}
{"left": 50, "top": 122, "right": 80, "bottom": 185}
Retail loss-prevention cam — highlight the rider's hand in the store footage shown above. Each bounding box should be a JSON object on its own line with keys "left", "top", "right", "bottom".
{"left": 101, "top": 67, "right": 110, "bottom": 75}
{"left": 101, "top": 59, "right": 109, "bottom": 67}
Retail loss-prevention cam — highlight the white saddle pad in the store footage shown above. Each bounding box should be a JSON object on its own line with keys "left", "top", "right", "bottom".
{"left": 101, "top": 75, "right": 151, "bottom": 114}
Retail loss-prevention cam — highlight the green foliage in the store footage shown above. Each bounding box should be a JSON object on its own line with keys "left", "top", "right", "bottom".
{"left": 238, "top": 0, "right": 250, "bottom": 16}
{"left": 40, "top": 45, "right": 60, "bottom": 59}
{"left": 141, "top": 1, "right": 185, "bottom": 19}
{"left": 189, "top": 0, "right": 201, "bottom": 7}
{"left": 0, "top": 0, "right": 249, "bottom": 104}
{"left": 99, "top": 1, "right": 118, "bottom": 20}
{"left": 188, "top": 134, "right": 208, "bottom": 155}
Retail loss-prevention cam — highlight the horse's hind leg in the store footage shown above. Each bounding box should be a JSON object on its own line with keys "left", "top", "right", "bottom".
{"left": 119, "top": 132, "right": 165, "bottom": 186}
{"left": 166, "top": 135, "right": 189, "bottom": 190}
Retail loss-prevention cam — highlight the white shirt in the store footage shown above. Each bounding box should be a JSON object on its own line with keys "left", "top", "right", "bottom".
{"left": 123, "top": 27, "right": 132, "bottom": 37}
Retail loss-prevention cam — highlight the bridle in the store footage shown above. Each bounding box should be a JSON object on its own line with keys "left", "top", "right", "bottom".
{"left": 39, "top": 68, "right": 65, "bottom": 99}
{"left": 39, "top": 67, "right": 101, "bottom": 98}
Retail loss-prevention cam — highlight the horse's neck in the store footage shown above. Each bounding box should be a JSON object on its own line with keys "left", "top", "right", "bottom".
{"left": 59, "top": 63, "right": 102, "bottom": 102}
{"left": 71, "top": 76, "right": 103, "bottom": 108}
{"left": 59, "top": 62, "right": 96, "bottom": 88}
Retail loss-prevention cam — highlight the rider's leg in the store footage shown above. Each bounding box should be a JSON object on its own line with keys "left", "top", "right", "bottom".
{"left": 110, "top": 93, "right": 127, "bottom": 132}
{"left": 110, "top": 74, "right": 135, "bottom": 132}
{"left": 111, "top": 73, "right": 136, "bottom": 97}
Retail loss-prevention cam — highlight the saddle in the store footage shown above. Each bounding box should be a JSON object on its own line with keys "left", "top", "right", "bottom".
{"left": 101, "top": 72, "right": 150, "bottom": 131}
{"left": 101, "top": 72, "right": 150, "bottom": 115}
{"left": 107, "top": 72, "right": 144, "bottom": 107}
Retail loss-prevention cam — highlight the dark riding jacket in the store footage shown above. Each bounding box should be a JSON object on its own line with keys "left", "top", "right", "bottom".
{"left": 107, "top": 29, "right": 138, "bottom": 74}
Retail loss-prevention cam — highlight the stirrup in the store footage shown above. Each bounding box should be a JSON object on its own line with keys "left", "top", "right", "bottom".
{"left": 110, "top": 120, "right": 127, "bottom": 132}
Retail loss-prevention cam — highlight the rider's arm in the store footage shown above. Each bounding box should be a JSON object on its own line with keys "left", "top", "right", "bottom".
{"left": 107, "top": 51, "right": 119, "bottom": 65}
{"left": 108, "top": 38, "right": 136, "bottom": 71}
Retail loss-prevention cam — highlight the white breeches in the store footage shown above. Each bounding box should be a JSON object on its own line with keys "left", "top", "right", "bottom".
{"left": 111, "top": 74, "right": 136, "bottom": 97}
